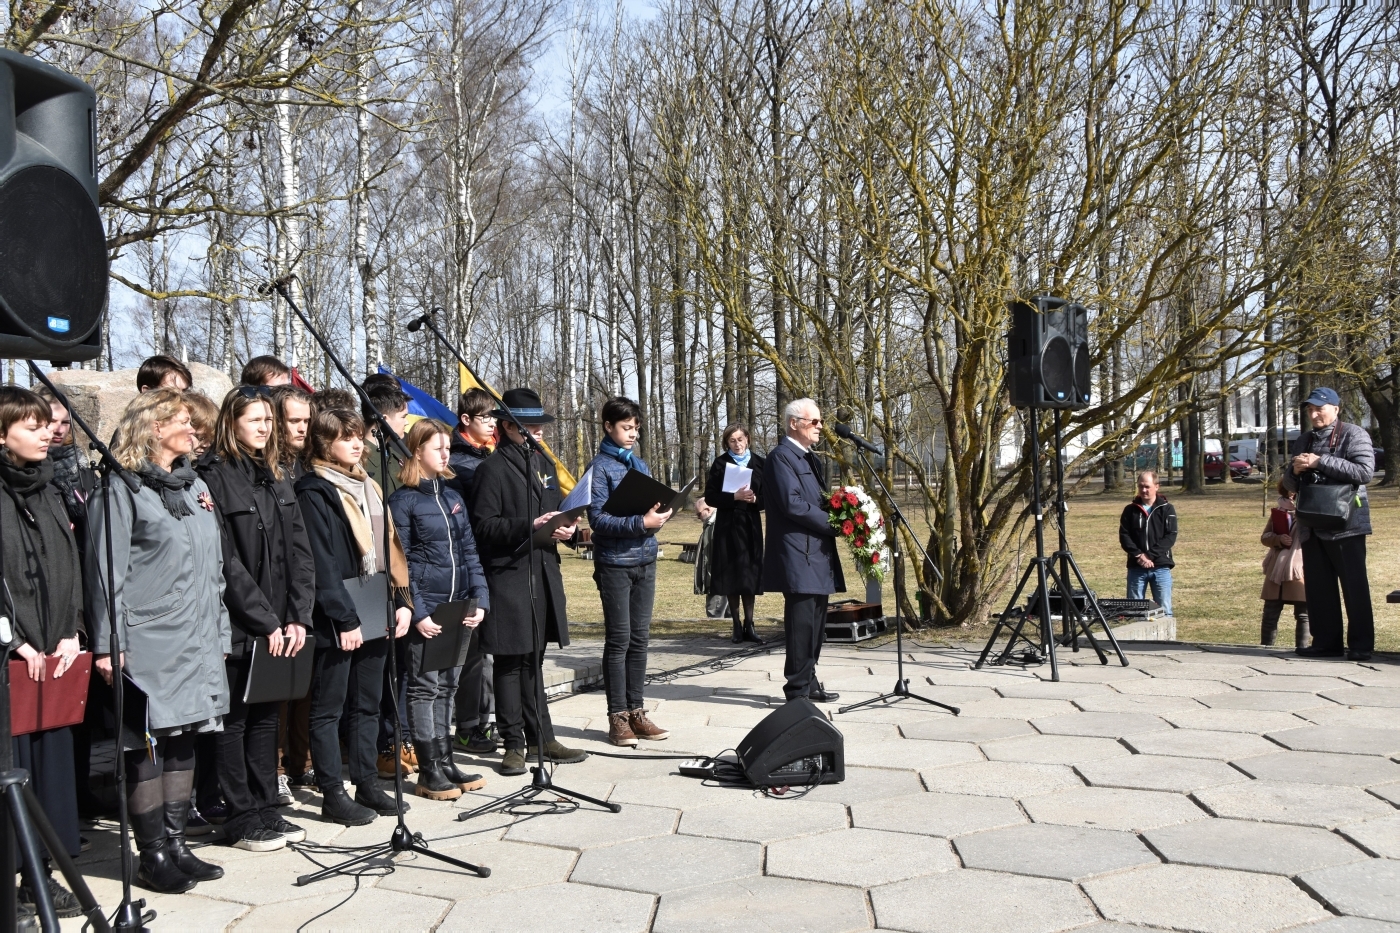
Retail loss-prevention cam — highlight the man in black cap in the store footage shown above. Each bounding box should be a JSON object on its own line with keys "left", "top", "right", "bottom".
{"left": 467, "top": 388, "right": 589, "bottom": 774}
{"left": 1282, "top": 386, "right": 1376, "bottom": 660}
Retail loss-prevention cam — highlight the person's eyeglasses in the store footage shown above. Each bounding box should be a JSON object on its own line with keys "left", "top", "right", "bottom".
{"left": 797, "top": 417, "right": 823, "bottom": 426}
{"left": 236, "top": 385, "right": 274, "bottom": 399}
{"left": 472, "top": 414, "right": 497, "bottom": 423}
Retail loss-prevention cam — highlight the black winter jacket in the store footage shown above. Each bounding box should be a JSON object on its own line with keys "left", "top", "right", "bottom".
{"left": 446, "top": 431, "right": 492, "bottom": 505}
{"left": 197, "top": 451, "right": 316, "bottom": 658}
{"left": 389, "top": 478, "right": 490, "bottom": 623}
{"left": 1280, "top": 419, "right": 1374, "bottom": 541}
{"left": 295, "top": 471, "right": 372, "bottom": 647}
{"left": 1118, "top": 495, "right": 1178, "bottom": 570}
{"left": 0, "top": 455, "right": 82, "bottom": 654}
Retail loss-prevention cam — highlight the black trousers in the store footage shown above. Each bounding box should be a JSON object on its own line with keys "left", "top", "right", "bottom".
{"left": 216, "top": 658, "right": 281, "bottom": 839}
{"left": 309, "top": 637, "right": 387, "bottom": 790}
{"left": 1302, "top": 534, "right": 1374, "bottom": 653}
{"left": 454, "top": 627, "right": 493, "bottom": 733}
{"left": 595, "top": 562, "right": 656, "bottom": 714}
{"left": 783, "top": 593, "right": 829, "bottom": 700}
{"left": 493, "top": 650, "right": 555, "bottom": 751}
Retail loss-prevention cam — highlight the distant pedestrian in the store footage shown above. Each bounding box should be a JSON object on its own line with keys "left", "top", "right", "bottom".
{"left": 1260, "top": 481, "right": 1310, "bottom": 650}
{"left": 1118, "top": 470, "right": 1177, "bottom": 615}
{"left": 1282, "top": 387, "right": 1374, "bottom": 660}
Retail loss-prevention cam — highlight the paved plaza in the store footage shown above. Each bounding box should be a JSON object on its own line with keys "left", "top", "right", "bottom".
{"left": 66, "top": 639, "right": 1400, "bottom": 932}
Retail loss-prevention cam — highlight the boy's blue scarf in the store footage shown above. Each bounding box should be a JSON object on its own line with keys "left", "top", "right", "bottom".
{"left": 729, "top": 449, "right": 752, "bottom": 469}
{"left": 600, "top": 437, "right": 633, "bottom": 466}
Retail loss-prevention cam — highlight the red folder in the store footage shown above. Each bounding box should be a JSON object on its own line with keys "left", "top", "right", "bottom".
{"left": 1270, "top": 508, "right": 1293, "bottom": 536}
{"left": 9, "top": 653, "right": 92, "bottom": 737}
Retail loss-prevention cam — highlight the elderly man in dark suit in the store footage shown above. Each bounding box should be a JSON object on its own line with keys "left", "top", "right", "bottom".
{"left": 762, "top": 397, "right": 846, "bottom": 703}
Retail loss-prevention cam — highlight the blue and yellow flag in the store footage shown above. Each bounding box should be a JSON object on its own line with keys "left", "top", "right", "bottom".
{"left": 460, "top": 364, "right": 576, "bottom": 495}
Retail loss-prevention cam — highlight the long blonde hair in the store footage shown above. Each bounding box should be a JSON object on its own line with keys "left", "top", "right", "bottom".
{"left": 397, "top": 418, "right": 457, "bottom": 488}
{"left": 112, "top": 387, "right": 190, "bottom": 470}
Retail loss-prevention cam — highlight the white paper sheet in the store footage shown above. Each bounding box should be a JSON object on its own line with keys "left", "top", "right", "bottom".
{"left": 559, "top": 467, "right": 592, "bottom": 511}
{"left": 721, "top": 462, "right": 753, "bottom": 494}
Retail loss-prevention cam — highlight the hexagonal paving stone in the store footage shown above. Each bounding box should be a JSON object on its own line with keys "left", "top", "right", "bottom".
{"left": 852, "top": 791, "right": 1026, "bottom": 838}
{"left": 1030, "top": 711, "right": 1169, "bottom": 737}
{"left": 994, "top": 680, "right": 1114, "bottom": 700}
{"left": 1303, "top": 706, "right": 1400, "bottom": 730}
{"left": 954, "top": 822, "right": 1158, "bottom": 880}
{"left": 570, "top": 834, "right": 761, "bottom": 894}
{"left": 1201, "top": 690, "right": 1334, "bottom": 712}
{"left": 379, "top": 839, "right": 576, "bottom": 900}
{"left": 678, "top": 795, "right": 848, "bottom": 844}
{"left": 767, "top": 827, "right": 958, "bottom": 886}
{"left": 841, "top": 737, "right": 984, "bottom": 771}
{"left": 653, "top": 876, "right": 869, "bottom": 933}
{"left": 439, "top": 881, "right": 655, "bottom": 933}
{"left": 1193, "top": 779, "right": 1395, "bottom": 829}
{"left": 1021, "top": 786, "right": 1209, "bottom": 832}
{"left": 1113, "top": 678, "right": 1235, "bottom": 697}
{"left": 504, "top": 802, "right": 678, "bottom": 849}
{"left": 1229, "top": 675, "right": 1354, "bottom": 693}
{"left": 238, "top": 886, "right": 452, "bottom": 933}
{"left": 980, "top": 733, "right": 1130, "bottom": 765}
{"left": 1233, "top": 750, "right": 1400, "bottom": 786}
{"left": 1267, "top": 726, "right": 1400, "bottom": 757}
{"left": 1340, "top": 814, "right": 1400, "bottom": 859}
{"left": 870, "top": 868, "right": 1097, "bottom": 933}
{"left": 1123, "top": 728, "right": 1280, "bottom": 760}
{"left": 900, "top": 717, "right": 1034, "bottom": 743}
{"left": 1074, "top": 693, "right": 1206, "bottom": 714}
{"left": 1321, "top": 687, "right": 1400, "bottom": 708}
{"left": 1289, "top": 918, "right": 1400, "bottom": 932}
{"left": 1300, "top": 859, "right": 1400, "bottom": 922}
{"left": 1372, "top": 784, "right": 1400, "bottom": 806}
{"left": 1144, "top": 818, "right": 1369, "bottom": 875}
{"left": 1040, "top": 664, "right": 1151, "bottom": 683}
{"left": 1143, "top": 664, "right": 1266, "bottom": 682}
{"left": 919, "top": 760, "right": 1083, "bottom": 797}
{"left": 955, "top": 698, "right": 1080, "bottom": 719}
{"left": 1162, "top": 708, "right": 1310, "bottom": 734}
{"left": 1076, "top": 754, "right": 1249, "bottom": 793}
{"left": 1083, "top": 863, "right": 1329, "bottom": 933}
{"left": 799, "top": 764, "right": 928, "bottom": 805}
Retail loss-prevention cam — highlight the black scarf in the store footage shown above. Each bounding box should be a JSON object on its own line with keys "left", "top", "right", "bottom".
{"left": 0, "top": 452, "right": 81, "bottom": 653}
{"left": 137, "top": 458, "right": 198, "bottom": 518}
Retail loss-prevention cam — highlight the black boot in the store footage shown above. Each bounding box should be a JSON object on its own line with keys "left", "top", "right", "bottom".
{"left": 741, "top": 620, "right": 762, "bottom": 643}
{"left": 320, "top": 784, "right": 377, "bottom": 826}
{"left": 162, "top": 771, "right": 224, "bottom": 881}
{"left": 440, "top": 733, "right": 488, "bottom": 792}
{"left": 413, "top": 738, "right": 462, "bottom": 800}
{"left": 1295, "top": 607, "right": 1312, "bottom": 651}
{"left": 1261, "top": 600, "right": 1281, "bottom": 646}
{"left": 355, "top": 780, "right": 411, "bottom": 815}
{"left": 127, "top": 779, "right": 197, "bottom": 895}
{"left": 731, "top": 616, "right": 744, "bottom": 644}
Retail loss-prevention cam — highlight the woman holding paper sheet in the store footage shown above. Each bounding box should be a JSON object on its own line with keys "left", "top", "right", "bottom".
{"left": 0, "top": 386, "right": 85, "bottom": 915}
{"left": 389, "top": 419, "right": 490, "bottom": 800}
{"left": 586, "top": 397, "right": 672, "bottom": 747}
{"left": 703, "top": 423, "right": 766, "bottom": 644}
{"left": 197, "top": 386, "right": 316, "bottom": 853}
{"left": 296, "top": 408, "right": 412, "bottom": 826}
{"left": 87, "top": 388, "right": 231, "bottom": 895}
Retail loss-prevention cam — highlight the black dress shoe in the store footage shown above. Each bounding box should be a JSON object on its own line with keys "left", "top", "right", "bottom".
{"left": 1346, "top": 650, "right": 1373, "bottom": 661}
{"left": 1296, "top": 645, "right": 1344, "bottom": 658}
{"left": 808, "top": 683, "right": 840, "bottom": 703}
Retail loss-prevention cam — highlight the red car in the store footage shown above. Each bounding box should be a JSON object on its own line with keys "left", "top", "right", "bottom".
{"left": 1204, "top": 453, "right": 1252, "bottom": 480}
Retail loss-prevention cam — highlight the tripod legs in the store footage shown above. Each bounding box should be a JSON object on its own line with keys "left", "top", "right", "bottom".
{"left": 295, "top": 823, "right": 490, "bottom": 886}
{"left": 458, "top": 765, "right": 621, "bottom": 822}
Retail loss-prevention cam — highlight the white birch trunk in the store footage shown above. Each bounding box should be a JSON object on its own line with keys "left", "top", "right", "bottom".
{"left": 275, "top": 37, "right": 303, "bottom": 366}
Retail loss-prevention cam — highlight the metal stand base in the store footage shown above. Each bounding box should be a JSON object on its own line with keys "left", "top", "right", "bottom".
{"left": 295, "top": 822, "right": 490, "bottom": 886}
{"left": 838, "top": 675, "right": 959, "bottom": 716}
{"left": 458, "top": 764, "right": 620, "bottom": 822}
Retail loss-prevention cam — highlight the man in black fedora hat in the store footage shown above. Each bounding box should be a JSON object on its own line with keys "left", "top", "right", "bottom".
{"left": 467, "top": 388, "right": 589, "bottom": 774}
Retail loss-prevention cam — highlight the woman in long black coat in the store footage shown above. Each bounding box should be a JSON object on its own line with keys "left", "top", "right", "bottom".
{"left": 703, "top": 423, "right": 765, "bottom": 643}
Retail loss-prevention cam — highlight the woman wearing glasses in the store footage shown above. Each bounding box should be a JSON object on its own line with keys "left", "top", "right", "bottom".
{"left": 196, "top": 386, "right": 316, "bottom": 852}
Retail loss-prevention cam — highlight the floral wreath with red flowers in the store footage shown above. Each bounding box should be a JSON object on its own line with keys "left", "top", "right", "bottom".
{"left": 826, "top": 485, "right": 886, "bottom": 582}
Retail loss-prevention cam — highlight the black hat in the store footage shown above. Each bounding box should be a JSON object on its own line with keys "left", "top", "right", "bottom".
{"left": 492, "top": 387, "right": 555, "bottom": 424}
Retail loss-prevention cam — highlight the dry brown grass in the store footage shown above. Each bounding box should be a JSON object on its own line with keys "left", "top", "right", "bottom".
{"left": 557, "top": 479, "right": 1400, "bottom": 651}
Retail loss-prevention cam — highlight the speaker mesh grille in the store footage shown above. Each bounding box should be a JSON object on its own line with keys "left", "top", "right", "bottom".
{"left": 1041, "top": 335, "right": 1074, "bottom": 400}
{"left": 1074, "top": 343, "right": 1091, "bottom": 402}
{"left": 0, "top": 164, "right": 107, "bottom": 345}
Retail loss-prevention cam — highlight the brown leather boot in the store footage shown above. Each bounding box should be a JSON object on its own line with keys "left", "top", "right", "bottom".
{"left": 608, "top": 711, "right": 638, "bottom": 747}
{"left": 629, "top": 708, "right": 669, "bottom": 741}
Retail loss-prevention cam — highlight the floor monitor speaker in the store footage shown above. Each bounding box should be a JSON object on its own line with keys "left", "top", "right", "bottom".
{"left": 736, "top": 697, "right": 844, "bottom": 787}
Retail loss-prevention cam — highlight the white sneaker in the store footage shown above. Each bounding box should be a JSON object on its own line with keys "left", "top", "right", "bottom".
{"left": 276, "top": 773, "right": 293, "bottom": 806}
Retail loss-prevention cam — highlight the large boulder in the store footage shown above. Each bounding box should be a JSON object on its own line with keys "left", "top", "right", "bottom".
{"left": 47, "top": 361, "right": 232, "bottom": 458}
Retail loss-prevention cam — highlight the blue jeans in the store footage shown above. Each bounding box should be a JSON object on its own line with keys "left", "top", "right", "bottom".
{"left": 1127, "top": 566, "right": 1173, "bottom": 615}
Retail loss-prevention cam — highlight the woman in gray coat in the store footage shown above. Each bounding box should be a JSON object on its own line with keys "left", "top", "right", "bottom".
{"left": 88, "top": 387, "right": 232, "bottom": 894}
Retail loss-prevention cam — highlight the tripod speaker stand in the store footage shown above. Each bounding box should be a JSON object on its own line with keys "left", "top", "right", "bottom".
{"left": 974, "top": 408, "right": 1126, "bottom": 682}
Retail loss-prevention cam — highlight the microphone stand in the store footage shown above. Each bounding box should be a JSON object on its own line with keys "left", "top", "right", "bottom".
{"left": 265, "top": 281, "right": 489, "bottom": 886}
{"left": 404, "top": 308, "right": 618, "bottom": 819}
{"left": 23, "top": 363, "right": 133, "bottom": 932}
{"left": 835, "top": 443, "right": 958, "bottom": 717}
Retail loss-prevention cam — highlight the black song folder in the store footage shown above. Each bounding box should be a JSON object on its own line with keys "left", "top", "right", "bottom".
{"left": 419, "top": 599, "right": 477, "bottom": 673}
{"left": 343, "top": 572, "right": 390, "bottom": 640}
{"left": 601, "top": 470, "right": 697, "bottom": 517}
{"left": 516, "top": 505, "right": 588, "bottom": 553}
{"left": 242, "top": 636, "right": 315, "bottom": 705}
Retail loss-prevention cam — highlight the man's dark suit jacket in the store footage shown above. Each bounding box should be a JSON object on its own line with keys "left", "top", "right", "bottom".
{"left": 760, "top": 438, "right": 847, "bottom": 596}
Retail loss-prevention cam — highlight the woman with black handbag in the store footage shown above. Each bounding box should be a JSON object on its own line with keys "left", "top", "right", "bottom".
{"left": 1283, "top": 387, "right": 1375, "bottom": 661}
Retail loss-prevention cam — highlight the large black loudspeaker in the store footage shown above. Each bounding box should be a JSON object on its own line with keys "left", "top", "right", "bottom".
{"left": 736, "top": 697, "right": 844, "bottom": 787}
{"left": 1007, "top": 296, "right": 1091, "bottom": 409}
{"left": 0, "top": 50, "right": 106, "bottom": 362}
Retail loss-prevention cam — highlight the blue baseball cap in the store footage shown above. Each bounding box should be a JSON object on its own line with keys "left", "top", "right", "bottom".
{"left": 1303, "top": 387, "right": 1340, "bottom": 408}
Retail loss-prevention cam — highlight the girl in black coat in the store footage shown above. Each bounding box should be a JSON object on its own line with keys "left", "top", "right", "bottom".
{"left": 295, "top": 408, "right": 412, "bottom": 825}
{"left": 388, "top": 420, "right": 490, "bottom": 800}
{"left": 0, "top": 387, "right": 85, "bottom": 917}
{"left": 197, "top": 387, "right": 315, "bottom": 853}
{"left": 703, "top": 423, "right": 765, "bottom": 643}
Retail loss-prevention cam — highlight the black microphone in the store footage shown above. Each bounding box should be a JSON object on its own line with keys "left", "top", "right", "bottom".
{"left": 257, "top": 273, "right": 296, "bottom": 296}
{"left": 835, "top": 423, "right": 884, "bottom": 456}
{"left": 405, "top": 307, "right": 440, "bottom": 332}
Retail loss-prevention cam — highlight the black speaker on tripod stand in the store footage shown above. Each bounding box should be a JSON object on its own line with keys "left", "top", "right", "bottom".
{"left": 1008, "top": 296, "right": 1091, "bottom": 409}
{"left": 0, "top": 49, "right": 107, "bottom": 363}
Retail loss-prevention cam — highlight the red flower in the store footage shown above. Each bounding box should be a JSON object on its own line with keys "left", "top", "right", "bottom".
{"left": 854, "top": 537, "right": 865, "bottom": 548}
{"left": 854, "top": 512, "right": 866, "bottom": 526}
{"left": 830, "top": 493, "right": 843, "bottom": 509}
{"left": 871, "top": 552, "right": 881, "bottom": 564}
{"left": 841, "top": 520, "right": 854, "bottom": 536}
{"left": 844, "top": 491, "right": 858, "bottom": 506}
